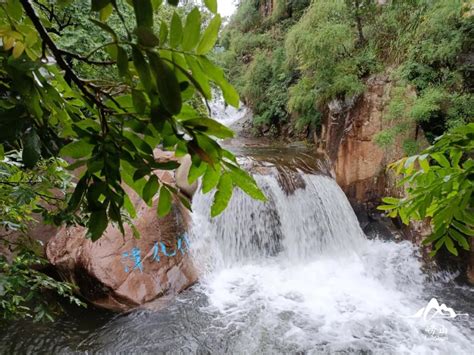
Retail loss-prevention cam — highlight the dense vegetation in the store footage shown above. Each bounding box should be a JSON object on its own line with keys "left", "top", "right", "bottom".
{"left": 0, "top": 0, "right": 265, "bottom": 321}
{"left": 221, "top": 0, "right": 473, "bottom": 256}
{"left": 0, "top": 0, "right": 472, "bottom": 323}
{"left": 220, "top": 0, "right": 473, "bottom": 143}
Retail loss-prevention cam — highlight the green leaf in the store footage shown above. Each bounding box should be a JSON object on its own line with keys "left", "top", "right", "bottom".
{"left": 117, "top": 46, "right": 129, "bottom": 77}
{"left": 204, "top": 0, "right": 217, "bottom": 14}
{"left": 135, "top": 26, "right": 160, "bottom": 47}
{"left": 182, "top": 8, "right": 201, "bottom": 51}
{"left": 100, "top": 3, "right": 113, "bottom": 21}
{"left": 419, "top": 156, "right": 430, "bottom": 172}
{"left": 422, "top": 228, "right": 445, "bottom": 245}
{"left": 151, "top": 161, "right": 181, "bottom": 170}
{"left": 91, "top": 0, "right": 111, "bottom": 12}
{"left": 444, "top": 236, "right": 458, "bottom": 256}
{"left": 143, "top": 174, "right": 159, "bottom": 205}
{"left": 22, "top": 129, "right": 41, "bottom": 168}
{"left": 0, "top": 144, "right": 4, "bottom": 160}
{"left": 188, "top": 161, "right": 207, "bottom": 184}
{"left": 170, "top": 12, "right": 183, "bottom": 48}
{"left": 157, "top": 186, "right": 172, "bottom": 216}
{"left": 185, "top": 55, "right": 211, "bottom": 99}
{"left": 68, "top": 175, "right": 89, "bottom": 212}
{"left": 381, "top": 197, "right": 400, "bottom": 205}
{"left": 211, "top": 173, "right": 233, "bottom": 217}
{"left": 90, "top": 18, "right": 118, "bottom": 41}
{"left": 88, "top": 210, "right": 108, "bottom": 241}
{"left": 449, "top": 229, "right": 470, "bottom": 250}
{"left": 123, "top": 194, "right": 137, "bottom": 218}
{"left": 202, "top": 165, "right": 220, "bottom": 193}
{"left": 183, "top": 117, "right": 234, "bottom": 138}
{"left": 7, "top": 0, "right": 23, "bottom": 21}
{"left": 147, "top": 52, "right": 182, "bottom": 115}
{"left": 159, "top": 21, "right": 168, "bottom": 44}
{"left": 132, "top": 89, "right": 148, "bottom": 114}
{"left": 60, "top": 140, "right": 94, "bottom": 159}
{"left": 198, "top": 57, "right": 239, "bottom": 107}
{"left": 377, "top": 205, "right": 397, "bottom": 211}
{"left": 453, "top": 220, "right": 474, "bottom": 237}
{"left": 132, "top": 46, "right": 154, "bottom": 94}
{"left": 227, "top": 165, "right": 266, "bottom": 201}
{"left": 431, "top": 153, "right": 451, "bottom": 168}
{"left": 132, "top": 0, "right": 153, "bottom": 28}
{"left": 450, "top": 149, "right": 462, "bottom": 168}
{"left": 196, "top": 14, "right": 221, "bottom": 55}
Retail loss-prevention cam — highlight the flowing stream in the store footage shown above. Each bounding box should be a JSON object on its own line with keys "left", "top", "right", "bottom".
{"left": 0, "top": 105, "right": 473, "bottom": 354}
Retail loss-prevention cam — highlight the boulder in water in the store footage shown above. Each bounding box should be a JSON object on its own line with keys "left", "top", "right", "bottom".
{"left": 46, "top": 169, "right": 198, "bottom": 311}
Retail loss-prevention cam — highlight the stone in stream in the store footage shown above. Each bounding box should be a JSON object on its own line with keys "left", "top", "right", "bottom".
{"left": 46, "top": 155, "right": 198, "bottom": 312}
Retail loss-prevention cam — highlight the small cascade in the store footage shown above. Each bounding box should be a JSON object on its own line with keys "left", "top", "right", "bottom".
{"left": 187, "top": 169, "right": 473, "bottom": 354}
{"left": 190, "top": 172, "right": 366, "bottom": 271}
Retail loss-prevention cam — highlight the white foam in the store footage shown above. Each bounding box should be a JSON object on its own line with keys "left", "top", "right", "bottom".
{"left": 189, "top": 173, "right": 473, "bottom": 354}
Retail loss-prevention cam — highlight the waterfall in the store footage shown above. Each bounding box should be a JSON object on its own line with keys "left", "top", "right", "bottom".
{"left": 190, "top": 173, "right": 366, "bottom": 270}
{"left": 188, "top": 169, "right": 473, "bottom": 354}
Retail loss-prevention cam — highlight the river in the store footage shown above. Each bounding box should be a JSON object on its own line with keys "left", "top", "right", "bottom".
{"left": 0, "top": 103, "right": 472, "bottom": 354}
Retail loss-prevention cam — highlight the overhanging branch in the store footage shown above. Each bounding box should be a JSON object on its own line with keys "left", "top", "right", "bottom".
{"left": 19, "top": 0, "right": 104, "bottom": 109}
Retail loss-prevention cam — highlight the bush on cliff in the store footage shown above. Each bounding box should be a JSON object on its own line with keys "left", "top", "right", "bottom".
{"left": 221, "top": 0, "right": 472, "bottom": 141}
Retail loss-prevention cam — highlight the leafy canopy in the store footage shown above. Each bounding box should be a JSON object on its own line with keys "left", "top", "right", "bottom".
{"left": 0, "top": 0, "right": 266, "bottom": 242}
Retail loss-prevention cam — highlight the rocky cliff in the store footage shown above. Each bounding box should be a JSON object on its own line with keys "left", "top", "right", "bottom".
{"left": 319, "top": 73, "right": 474, "bottom": 284}
{"left": 321, "top": 74, "right": 423, "bottom": 209}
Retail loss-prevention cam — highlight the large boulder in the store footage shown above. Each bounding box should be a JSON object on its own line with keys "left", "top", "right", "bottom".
{"left": 46, "top": 168, "right": 198, "bottom": 311}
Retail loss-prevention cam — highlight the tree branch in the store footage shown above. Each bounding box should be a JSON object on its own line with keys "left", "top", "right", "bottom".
{"left": 19, "top": 0, "right": 104, "bottom": 109}
{"left": 59, "top": 49, "right": 117, "bottom": 66}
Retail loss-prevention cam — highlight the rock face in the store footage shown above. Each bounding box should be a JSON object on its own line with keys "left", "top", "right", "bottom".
{"left": 320, "top": 74, "right": 474, "bottom": 285}
{"left": 322, "top": 74, "right": 423, "bottom": 208}
{"left": 468, "top": 238, "right": 474, "bottom": 285}
{"left": 46, "top": 169, "right": 198, "bottom": 311}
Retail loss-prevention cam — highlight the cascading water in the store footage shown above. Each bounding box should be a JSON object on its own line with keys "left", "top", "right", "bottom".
{"left": 0, "top": 102, "right": 472, "bottom": 354}
{"left": 187, "top": 170, "right": 473, "bottom": 354}
{"left": 191, "top": 174, "right": 366, "bottom": 270}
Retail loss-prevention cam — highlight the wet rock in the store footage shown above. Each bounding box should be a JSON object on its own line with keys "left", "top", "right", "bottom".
{"left": 46, "top": 170, "right": 198, "bottom": 312}
{"left": 468, "top": 238, "right": 474, "bottom": 285}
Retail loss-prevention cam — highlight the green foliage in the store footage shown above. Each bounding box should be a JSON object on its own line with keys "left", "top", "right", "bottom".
{"left": 0, "top": 151, "right": 85, "bottom": 321}
{"left": 0, "top": 249, "right": 86, "bottom": 322}
{"left": 222, "top": 0, "right": 472, "bottom": 143}
{"left": 221, "top": 0, "right": 378, "bottom": 134}
{"left": 0, "top": 0, "right": 266, "bottom": 245}
{"left": 286, "top": 0, "right": 375, "bottom": 103}
{"left": 219, "top": 0, "right": 314, "bottom": 133}
{"left": 232, "top": 0, "right": 261, "bottom": 32}
{"left": 287, "top": 77, "right": 321, "bottom": 131}
{"left": 242, "top": 48, "right": 291, "bottom": 130}
{"left": 374, "top": 130, "right": 395, "bottom": 149}
{"left": 372, "top": 0, "right": 473, "bottom": 148}
{"left": 409, "top": 87, "right": 446, "bottom": 123}
{"left": 378, "top": 123, "right": 474, "bottom": 257}
{"left": 0, "top": 152, "right": 72, "bottom": 231}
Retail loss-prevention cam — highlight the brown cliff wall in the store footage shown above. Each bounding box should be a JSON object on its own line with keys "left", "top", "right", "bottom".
{"left": 322, "top": 74, "right": 422, "bottom": 209}
{"left": 320, "top": 73, "right": 474, "bottom": 284}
